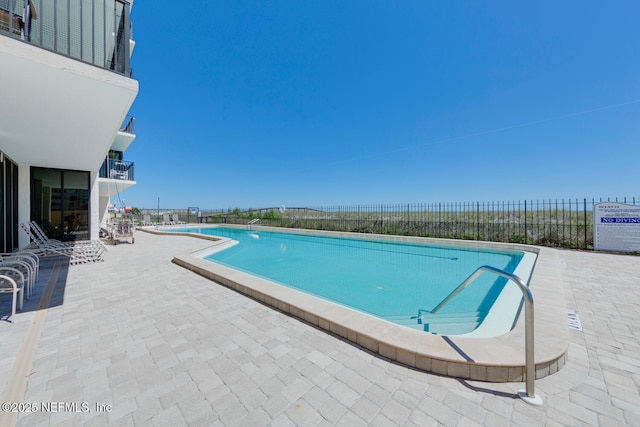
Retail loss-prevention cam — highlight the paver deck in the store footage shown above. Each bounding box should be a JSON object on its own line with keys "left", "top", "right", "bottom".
{"left": 1, "top": 230, "right": 639, "bottom": 426}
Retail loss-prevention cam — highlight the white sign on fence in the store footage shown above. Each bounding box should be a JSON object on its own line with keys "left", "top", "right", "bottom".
{"left": 594, "top": 202, "right": 640, "bottom": 252}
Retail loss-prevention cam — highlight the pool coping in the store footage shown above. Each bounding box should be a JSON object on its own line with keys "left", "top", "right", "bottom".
{"left": 141, "top": 225, "right": 569, "bottom": 383}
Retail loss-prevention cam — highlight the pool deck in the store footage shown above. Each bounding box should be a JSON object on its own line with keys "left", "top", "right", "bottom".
{"left": 1, "top": 228, "right": 639, "bottom": 425}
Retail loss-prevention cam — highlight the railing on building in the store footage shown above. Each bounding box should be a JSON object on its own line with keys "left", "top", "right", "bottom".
{"left": 99, "top": 158, "right": 134, "bottom": 181}
{"left": 121, "top": 114, "right": 134, "bottom": 134}
{"left": 0, "top": 0, "right": 132, "bottom": 77}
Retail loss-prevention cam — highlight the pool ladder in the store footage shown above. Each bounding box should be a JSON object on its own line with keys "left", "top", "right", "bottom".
{"left": 247, "top": 218, "right": 260, "bottom": 230}
{"left": 419, "top": 265, "right": 542, "bottom": 406}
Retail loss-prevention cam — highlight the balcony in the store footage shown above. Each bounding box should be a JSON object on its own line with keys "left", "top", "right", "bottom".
{"left": 121, "top": 114, "right": 134, "bottom": 134}
{"left": 98, "top": 155, "right": 135, "bottom": 197}
{"left": 112, "top": 114, "right": 136, "bottom": 152}
{"left": 0, "top": 0, "right": 132, "bottom": 77}
{"left": 100, "top": 158, "right": 134, "bottom": 181}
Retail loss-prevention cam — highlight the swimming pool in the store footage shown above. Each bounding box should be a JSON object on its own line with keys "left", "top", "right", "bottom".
{"left": 162, "top": 226, "right": 534, "bottom": 337}
{"left": 147, "top": 225, "right": 568, "bottom": 382}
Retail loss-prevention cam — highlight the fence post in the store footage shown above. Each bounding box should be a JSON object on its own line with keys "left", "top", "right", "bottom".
{"left": 584, "top": 198, "right": 587, "bottom": 249}
{"left": 476, "top": 202, "right": 480, "bottom": 241}
{"left": 406, "top": 203, "right": 410, "bottom": 235}
{"left": 524, "top": 200, "right": 527, "bottom": 242}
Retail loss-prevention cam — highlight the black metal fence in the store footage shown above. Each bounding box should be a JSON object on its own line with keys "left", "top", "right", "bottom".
{"left": 138, "top": 197, "right": 639, "bottom": 250}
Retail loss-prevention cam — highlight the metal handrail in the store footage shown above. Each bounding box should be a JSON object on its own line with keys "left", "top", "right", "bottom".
{"left": 99, "top": 157, "right": 134, "bottom": 181}
{"left": 121, "top": 115, "right": 135, "bottom": 134}
{"left": 425, "top": 265, "right": 542, "bottom": 405}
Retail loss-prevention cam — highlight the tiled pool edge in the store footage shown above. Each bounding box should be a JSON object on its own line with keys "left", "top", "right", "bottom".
{"left": 141, "top": 226, "right": 569, "bottom": 382}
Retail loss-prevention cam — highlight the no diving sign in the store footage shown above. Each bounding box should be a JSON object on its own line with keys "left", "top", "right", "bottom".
{"left": 594, "top": 202, "right": 640, "bottom": 252}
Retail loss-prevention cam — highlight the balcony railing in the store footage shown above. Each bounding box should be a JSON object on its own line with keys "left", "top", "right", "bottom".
{"left": 99, "top": 158, "right": 134, "bottom": 181}
{"left": 121, "top": 114, "right": 134, "bottom": 134}
{"left": 0, "top": 0, "right": 132, "bottom": 77}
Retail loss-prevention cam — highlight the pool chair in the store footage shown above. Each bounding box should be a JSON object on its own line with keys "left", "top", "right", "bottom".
{"left": 28, "top": 222, "right": 106, "bottom": 258}
{"left": 0, "top": 268, "right": 26, "bottom": 323}
{"left": 163, "top": 214, "right": 174, "bottom": 225}
{"left": 0, "top": 257, "right": 35, "bottom": 299}
{"left": 30, "top": 221, "right": 106, "bottom": 252}
{"left": 172, "top": 214, "right": 186, "bottom": 225}
{"left": 20, "top": 223, "right": 104, "bottom": 265}
{"left": 142, "top": 214, "right": 152, "bottom": 226}
{"left": 28, "top": 227, "right": 105, "bottom": 260}
{"left": 0, "top": 252, "right": 39, "bottom": 283}
{"left": 40, "top": 218, "right": 64, "bottom": 240}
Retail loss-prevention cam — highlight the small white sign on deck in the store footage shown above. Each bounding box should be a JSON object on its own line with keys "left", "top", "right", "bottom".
{"left": 594, "top": 202, "right": 640, "bottom": 252}
{"left": 567, "top": 311, "right": 583, "bottom": 331}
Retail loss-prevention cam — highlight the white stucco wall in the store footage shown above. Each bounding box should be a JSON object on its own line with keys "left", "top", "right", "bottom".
{"left": 90, "top": 171, "right": 100, "bottom": 240}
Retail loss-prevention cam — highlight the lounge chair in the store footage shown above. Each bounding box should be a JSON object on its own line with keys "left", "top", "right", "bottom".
{"left": 20, "top": 223, "right": 104, "bottom": 264}
{"left": 30, "top": 221, "right": 106, "bottom": 252}
{"left": 142, "top": 214, "right": 152, "bottom": 226}
{"left": 0, "top": 252, "right": 39, "bottom": 283}
{"left": 172, "top": 214, "right": 186, "bottom": 225}
{"left": 0, "top": 257, "right": 35, "bottom": 299}
{"left": 163, "top": 214, "right": 174, "bottom": 225}
{"left": 40, "top": 218, "right": 64, "bottom": 240}
{"left": 0, "top": 268, "right": 25, "bottom": 323}
{"left": 29, "top": 222, "right": 106, "bottom": 257}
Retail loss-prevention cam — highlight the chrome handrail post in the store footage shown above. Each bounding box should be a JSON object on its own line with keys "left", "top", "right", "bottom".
{"left": 430, "top": 265, "right": 543, "bottom": 406}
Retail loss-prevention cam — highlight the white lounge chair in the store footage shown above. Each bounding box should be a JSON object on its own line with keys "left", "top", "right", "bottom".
{"left": 1, "top": 252, "right": 39, "bottom": 283}
{"left": 142, "top": 214, "right": 152, "bottom": 226}
{"left": 20, "top": 223, "right": 104, "bottom": 264}
{"left": 172, "top": 214, "right": 186, "bottom": 225}
{"left": 30, "top": 221, "right": 106, "bottom": 252}
{"left": 163, "top": 214, "right": 174, "bottom": 225}
{"left": 0, "top": 257, "right": 34, "bottom": 299}
{"left": 0, "top": 268, "right": 25, "bottom": 323}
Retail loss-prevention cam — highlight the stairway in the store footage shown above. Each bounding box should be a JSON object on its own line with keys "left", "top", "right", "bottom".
{"left": 383, "top": 311, "right": 485, "bottom": 335}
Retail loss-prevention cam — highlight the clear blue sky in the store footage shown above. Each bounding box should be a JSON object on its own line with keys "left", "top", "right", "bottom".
{"left": 120, "top": 1, "right": 640, "bottom": 210}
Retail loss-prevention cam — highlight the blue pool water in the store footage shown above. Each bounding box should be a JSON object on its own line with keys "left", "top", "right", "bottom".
{"left": 170, "top": 227, "right": 525, "bottom": 334}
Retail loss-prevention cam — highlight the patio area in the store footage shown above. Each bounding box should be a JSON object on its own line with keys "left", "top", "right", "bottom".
{"left": 0, "top": 230, "right": 638, "bottom": 426}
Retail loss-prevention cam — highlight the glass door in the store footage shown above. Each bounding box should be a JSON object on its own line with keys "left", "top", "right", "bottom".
{"left": 63, "top": 171, "right": 90, "bottom": 240}
{"left": 1, "top": 154, "right": 19, "bottom": 252}
{"left": 31, "top": 167, "right": 90, "bottom": 241}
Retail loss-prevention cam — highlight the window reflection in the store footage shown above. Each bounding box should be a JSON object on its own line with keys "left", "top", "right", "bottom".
{"left": 31, "top": 167, "right": 90, "bottom": 241}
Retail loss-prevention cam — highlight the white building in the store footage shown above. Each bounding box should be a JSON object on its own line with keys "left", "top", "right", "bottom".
{"left": 0, "top": 0, "right": 138, "bottom": 252}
